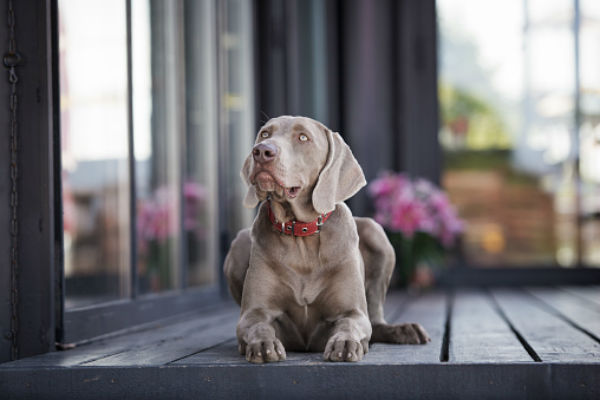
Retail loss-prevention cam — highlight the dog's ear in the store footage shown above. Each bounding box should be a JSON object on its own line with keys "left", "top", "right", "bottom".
{"left": 240, "top": 154, "right": 259, "bottom": 208}
{"left": 312, "top": 127, "right": 366, "bottom": 214}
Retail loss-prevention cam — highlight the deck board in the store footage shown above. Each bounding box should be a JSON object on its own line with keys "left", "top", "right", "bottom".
{"left": 0, "top": 304, "right": 239, "bottom": 368}
{"left": 366, "top": 291, "right": 447, "bottom": 364}
{"left": 491, "top": 289, "right": 600, "bottom": 362}
{"left": 559, "top": 286, "right": 600, "bottom": 308}
{"left": 383, "top": 290, "right": 408, "bottom": 320}
{"left": 527, "top": 287, "right": 600, "bottom": 340}
{"left": 2, "top": 288, "right": 600, "bottom": 399}
{"left": 84, "top": 319, "right": 237, "bottom": 366}
{"left": 175, "top": 292, "right": 447, "bottom": 366}
{"left": 450, "top": 291, "right": 532, "bottom": 363}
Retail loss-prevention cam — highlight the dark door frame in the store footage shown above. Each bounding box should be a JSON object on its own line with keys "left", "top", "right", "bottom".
{"left": 2, "top": 0, "right": 599, "bottom": 364}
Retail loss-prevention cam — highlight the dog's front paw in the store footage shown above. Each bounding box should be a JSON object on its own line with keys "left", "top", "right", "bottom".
{"left": 372, "top": 323, "right": 431, "bottom": 344}
{"left": 323, "top": 335, "right": 366, "bottom": 362}
{"left": 245, "top": 338, "right": 287, "bottom": 364}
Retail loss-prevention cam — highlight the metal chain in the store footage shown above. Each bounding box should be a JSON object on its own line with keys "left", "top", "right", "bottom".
{"left": 4, "top": 0, "right": 21, "bottom": 361}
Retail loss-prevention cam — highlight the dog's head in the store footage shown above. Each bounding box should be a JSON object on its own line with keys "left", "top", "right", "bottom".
{"left": 241, "top": 116, "right": 366, "bottom": 214}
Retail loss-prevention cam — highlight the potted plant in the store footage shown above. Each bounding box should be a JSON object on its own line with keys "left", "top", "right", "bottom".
{"left": 368, "top": 172, "right": 464, "bottom": 287}
{"left": 137, "top": 181, "right": 206, "bottom": 292}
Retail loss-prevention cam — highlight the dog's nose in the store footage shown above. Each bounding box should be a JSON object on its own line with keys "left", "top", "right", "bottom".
{"left": 252, "top": 143, "right": 278, "bottom": 163}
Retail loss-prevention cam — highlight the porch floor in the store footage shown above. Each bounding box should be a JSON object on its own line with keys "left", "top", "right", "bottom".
{"left": 1, "top": 287, "right": 599, "bottom": 399}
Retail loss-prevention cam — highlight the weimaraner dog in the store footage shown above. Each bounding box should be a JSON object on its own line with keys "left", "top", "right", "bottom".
{"left": 224, "top": 116, "right": 430, "bottom": 363}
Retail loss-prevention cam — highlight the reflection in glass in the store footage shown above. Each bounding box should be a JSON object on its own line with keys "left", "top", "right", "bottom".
{"left": 580, "top": 0, "right": 600, "bottom": 266}
{"left": 184, "top": 0, "right": 219, "bottom": 286}
{"left": 60, "top": 0, "right": 131, "bottom": 307}
{"left": 132, "top": 0, "right": 181, "bottom": 293}
{"left": 220, "top": 0, "right": 256, "bottom": 235}
{"left": 438, "top": 0, "right": 599, "bottom": 267}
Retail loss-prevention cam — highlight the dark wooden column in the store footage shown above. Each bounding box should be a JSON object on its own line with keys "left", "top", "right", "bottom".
{"left": 0, "top": 0, "right": 57, "bottom": 362}
{"left": 254, "top": 0, "right": 290, "bottom": 121}
{"left": 253, "top": 0, "right": 439, "bottom": 216}
{"left": 253, "top": 0, "right": 340, "bottom": 130}
{"left": 0, "top": 0, "right": 12, "bottom": 364}
{"left": 341, "top": 0, "right": 397, "bottom": 214}
{"left": 341, "top": 0, "right": 439, "bottom": 215}
{"left": 396, "top": 0, "right": 440, "bottom": 184}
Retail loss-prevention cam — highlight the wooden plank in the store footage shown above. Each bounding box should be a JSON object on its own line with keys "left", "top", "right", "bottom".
{"left": 560, "top": 286, "right": 600, "bottom": 308}
{"left": 383, "top": 290, "right": 407, "bottom": 320}
{"left": 176, "top": 292, "right": 447, "bottom": 366}
{"left": 450, "top": 291, "right": 532, "bottom": 362}
{"left": 174, "top": 339, "right": 324, "bottom": 366}
{"left": 0, "top": 305, "right": 239, "bottom": 368}
{"left": 2, "top": 363, "right": 599, "bottom": 400}
{"left": 86, "top": 291, "right": 410, "bottom": 366}
{"left": 366, "top": 291, "right": 447, "bottom": 364}
{"left": 85, "top": 318, "right": 237, "bottom": 366}
{"left": 527, "top": 287, "right": 600, "bottom": 340}
{"left": 491, "top": 289, "right": 600, "bottom": 362}
{"left": 62, "top": 287, "right": 223, "bottom": 345}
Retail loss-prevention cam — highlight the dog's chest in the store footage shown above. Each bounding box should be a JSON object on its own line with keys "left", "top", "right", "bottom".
{"left": 275, "top": 244, "right": 325, "bottom": 306}
{"left": 271, "top": 241, "right": 327, "bottom": 307}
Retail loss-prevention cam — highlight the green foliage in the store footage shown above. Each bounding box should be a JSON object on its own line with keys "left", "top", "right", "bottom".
{"left": 439, "top": 82, "right": 512, "bottom": 150}
{"left": 444, "top": 150, "right": 539, "bottom": 187}
{"left": 388, "top": 231, "right": 445, "bottom": 286}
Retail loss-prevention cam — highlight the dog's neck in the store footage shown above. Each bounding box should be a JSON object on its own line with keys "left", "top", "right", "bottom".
{"left": 268, "top": 192, "right": 320, "bottom": 224}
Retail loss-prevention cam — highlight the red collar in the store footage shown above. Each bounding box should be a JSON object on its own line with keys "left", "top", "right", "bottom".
{"left": 266, "top": 201, "right": 332, "bottom": 237}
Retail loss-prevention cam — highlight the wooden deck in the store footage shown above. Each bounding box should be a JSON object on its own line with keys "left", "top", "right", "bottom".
{"left": 1, "top": 287, "right": 599, "bottom": 399}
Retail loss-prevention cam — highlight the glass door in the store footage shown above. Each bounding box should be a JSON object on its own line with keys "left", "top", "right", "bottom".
{"left": 437, "top": 0, "right": 600, "bottom": 268}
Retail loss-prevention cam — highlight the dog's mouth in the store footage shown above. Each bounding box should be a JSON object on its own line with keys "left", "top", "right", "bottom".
{"left": 285, "top": 186, "right": 300, "bottom": 198}
{"left": 252, "top": 171, "right": 301, "bottom": 199}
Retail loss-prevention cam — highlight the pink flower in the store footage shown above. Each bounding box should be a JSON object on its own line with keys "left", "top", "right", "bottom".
{"left": 137, "top": 181, "right": 207, "bottom": 253}
{"left": 183, "top": 181, "right": 206, "bottom": 232}
{"left": 368, "top": 171, "right": 464, "bottom": 247}
{"left": 389, "top": 198, "right": 429, "bottom": 237}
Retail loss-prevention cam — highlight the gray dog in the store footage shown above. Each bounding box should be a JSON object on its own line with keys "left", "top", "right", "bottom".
{"left": 224, "top": 116, "right": 430, "bottom": 363}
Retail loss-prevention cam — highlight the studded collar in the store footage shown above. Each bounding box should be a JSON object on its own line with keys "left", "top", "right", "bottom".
{"left": 266, "top": 201, "right": 332, "bottom": 237}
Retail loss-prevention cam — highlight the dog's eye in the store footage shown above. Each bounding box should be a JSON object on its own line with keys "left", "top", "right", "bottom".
{"left": 299, "top": 134, "right": 308, "bottom": 142}
{"left": 260, "top": 131, "right": 269, "bottom": 138}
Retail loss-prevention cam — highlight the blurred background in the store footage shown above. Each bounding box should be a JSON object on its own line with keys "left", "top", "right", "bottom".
{"left": 57, "top": 0, "right": 600, "bottom": 307}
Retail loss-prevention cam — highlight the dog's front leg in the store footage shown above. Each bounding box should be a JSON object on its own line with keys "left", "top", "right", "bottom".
{"left": 323, "top": 310, "right": 372, "bottom": 362}
{"left": 237, "top": 308, "right": 287, "bottom": 364}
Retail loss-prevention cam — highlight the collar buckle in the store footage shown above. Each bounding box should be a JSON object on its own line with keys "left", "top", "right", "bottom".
{"left": 315, "top": 214, "right": 324, "bottom": 234}
{"left": 266, "top": 200, "right": 332, "bottom": 237}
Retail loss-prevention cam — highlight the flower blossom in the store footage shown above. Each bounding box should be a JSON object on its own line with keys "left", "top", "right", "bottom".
{"left": 368, "top": 171, "right": 464, "bottom": 247}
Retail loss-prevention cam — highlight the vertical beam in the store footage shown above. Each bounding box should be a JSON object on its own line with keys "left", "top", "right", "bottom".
{"left": 342, "top": 0, "right": 396, "bottom": 214}
{"left": 0, "top": 0, "right": 13, "bottom": 364}
{"left": 573, "top": 0, "right": 583, "bottom": 267}
{"left": 396, "top": 0, "right": 440, "bottom": 184}
{"left": 285, "top": 0, "right": 300, "bottom": 114}
{"left": 6, "top": 0, "right": 56, "bottom": 359}
{"left": 50, "top": 0, "right": 64, "bottom": 345}
{"left": 254, "top": 0, "right": 289, "bottom": 124}
{"left": 149, "top": 0, "right": 185, "bottom": 290}
{"left": 183, "top": 0, "right": 219, "bottom": 289}
{"left": 324, "top": 0, "right": 340, "bottom": 131}
{"left": 218, "top": 0, "right": 256, "bottom": 297}
{"left": 125, "top": 0, "right": 138, "bottom": 298}
{"left": 253, "top": 0, "right": 339, "bottom": 129}
{"left": 216, "top": 0, "right": 229, "bottom": 299}
{"left": 174, "top": 0, "right": 188, "bottom": 290}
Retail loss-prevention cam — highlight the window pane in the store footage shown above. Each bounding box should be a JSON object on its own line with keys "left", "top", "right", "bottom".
{"left": 184, "top": 0, "right": 219, "bottom": 286}
{"left": 580, "top": 0, "right": 600, "bottom": 266}
{"left": 438, "top": 0, "right": 585, "bottom": 267}
{"left": 133, "top": 0, "right": 182, "bottom": 294}
{"left": 60, "top": 0, "right": 131, "bottom": 307}
{"left": 220, "top": 0, "right": 256, "bottom": 235}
